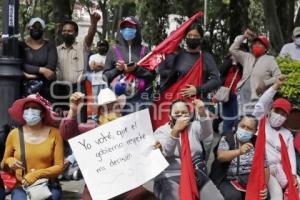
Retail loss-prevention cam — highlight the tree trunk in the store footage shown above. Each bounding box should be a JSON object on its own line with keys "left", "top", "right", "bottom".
{"left": 277, "top": 0, "right": 295, "bottom": 43}
{"left": 98, "top": 0, "right": 108, "bottom": 40}
{"left": 295, "top": 7, "right": 300, "bottom": 27}
{"left": 263, "top": 0, "right": 284, "bottom": 54}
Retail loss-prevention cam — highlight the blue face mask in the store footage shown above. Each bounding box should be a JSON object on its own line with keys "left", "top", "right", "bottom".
{"left": 23, "top": 108, "right": 42, "bottom": 126}
{"left": 236, "top": 127, "right": 253, "bottom": 143}
{"left": 121, "top": 27, "right": 137, "bottom": 41}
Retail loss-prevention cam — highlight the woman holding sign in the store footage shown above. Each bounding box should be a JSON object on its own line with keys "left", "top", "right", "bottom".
{"left": 60, "top": 88, "right": 157, "bottom": 200}
{"left": 153, "top": 98, "right": 224, "bottom": 200}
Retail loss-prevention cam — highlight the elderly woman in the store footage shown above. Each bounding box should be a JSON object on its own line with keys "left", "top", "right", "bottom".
{"left": 153, "top": 98, "right": 224, "bottom": 200}
{"left": 1, "top": 94, "right": 63, "bottom": 200}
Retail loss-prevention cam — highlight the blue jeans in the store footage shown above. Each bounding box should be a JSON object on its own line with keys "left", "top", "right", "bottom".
{"left": 11, "top": 186, "right": 62, "bottom": 200}
{"left": 221, "top": 94, "right": 238, "bottom": 134}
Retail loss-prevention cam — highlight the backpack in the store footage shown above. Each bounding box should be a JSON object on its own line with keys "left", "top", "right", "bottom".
{"left": 110, "top": 45, "right": 146, "bottom": 97}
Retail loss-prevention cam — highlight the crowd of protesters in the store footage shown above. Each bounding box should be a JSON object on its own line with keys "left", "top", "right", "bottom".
{"left": 0, "top": 11, "right": 299, "bottom": 200}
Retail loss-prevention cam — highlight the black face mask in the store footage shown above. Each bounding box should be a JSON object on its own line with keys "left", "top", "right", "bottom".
{"left": 97, "top": 46, "right": 108, "bottom": 55}
{"left": 186, "top": 38, "right": 201, "bottom": 49}
{"left": 30, "top": 29, "right": 43, "bottom": 40}
{"left": 62, "top": 34, "right": 75, "bottom": 46}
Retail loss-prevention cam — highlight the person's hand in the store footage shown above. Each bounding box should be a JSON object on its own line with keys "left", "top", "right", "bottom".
{"left": 256, "top": 81, "right": 266, "bottom": 96}
{"left": 124, "top": 63, "right": 137, "bottom": 73}
{"left": 294, "top": 175, "right": 299, "bottom": 188}
{"left": 153, "top": 141, "right": 162, "bottom": 151}
{"left": 90, "top": 11, "right": 101, "bottom": 25}
{"left": 260, "top": 188, "right": 268, "bottom": 200}
{"left": 239, "top": 142, "right": 253, "bottom": 155}
{"left": 68, "top": 92, "right": 85, "bottom": 118}
{"left": 116, "top": 60, "right": 125, "bottom": 71}
{"left": 243, "top": 28, "right": 256, "bottom": 39}
{"left": 64, "top": 159, "right": 70, "bottom": 170}
{"left": 23, "top": 72, "right": 38, "bottom": 79}
{"left": 39, "top": 67, "right": 55, "bottom": 80}
{"left": 94, "top": 63, "right": 104, "bottom": 72}
{"left": 272, "top": 74, "right": 287, "bottom": 90}
{"left": 8, "top": 158, "right": 24, "bottom": 171}
{"left": 192, "top": 99, "right": 206, "bottom": 117}
{"left": 180, "top": 84, "right": 197, "bottom": 97}
{"left": 172, "top": 116, "right": 190, "bottom": 138}
{"left": 21, "top": 178, "right": 29, "bottom": 187}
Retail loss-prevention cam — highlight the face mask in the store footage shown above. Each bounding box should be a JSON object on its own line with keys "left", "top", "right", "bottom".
{"left": 98, "top": 112, "right": 121, "bottom": 125}
{"left": 251, "top": 44, "right": 265, "bottom": 57}
{"left": 294, "top": 37, "right": 300, "bottom": 47}
{"left": 121, "top": 28, "right": 137, "bottom": 41}
{"left": 236, "top": 127, "right": 253, "bottom": 143}
{"left": 23, "top": 108, "right": 42, "bottom": 126}
{"left": 97, "top": 46, "right": 108, "bottom": 55}
{"left": 30, "top": 29, "right": 43, "bottom": 40}
{"left": 269, "top": 111, "right": 287, "bottom": 128}
{"left": 186, "top": 38, "right": 201, "bottom": 49}
{"left": 62, "top": 34, "right": 75, "bottom": 46}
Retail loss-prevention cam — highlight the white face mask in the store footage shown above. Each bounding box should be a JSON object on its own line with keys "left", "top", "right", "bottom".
{"left": 269, "top": 111, "right": 286, "bottom": 128}
{"left": 23, "top": 108, "right": 42, "bottom": 126}
{"left": 295, "top": 37, "right": 300, "bottom": 47}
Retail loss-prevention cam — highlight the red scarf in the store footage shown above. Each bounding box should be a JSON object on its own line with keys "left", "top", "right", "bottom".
{"left": 246, "top": 117, "right": 299, "bottom": 200}
{"left": 151, "top": 54, "right": 203, "bottom": 130}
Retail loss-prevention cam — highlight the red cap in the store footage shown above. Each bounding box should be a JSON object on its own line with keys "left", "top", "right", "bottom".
{"left": 272, "top": 98, "right": 292, "bottom": 114}
{"left": 253, "top": 35, "right": 269, "bottom": 48}
{"left": 120, "top": 17, "right": 137, "bottom": 28}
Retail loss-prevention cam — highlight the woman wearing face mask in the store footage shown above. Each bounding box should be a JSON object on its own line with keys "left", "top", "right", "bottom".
{"left": 229, "top": 29, "right": 281, "bottom": 115}
{"left": 251, "top": 75, "right": 298, "bottom": 200}
{"left": 214, "top": 115, "right": 269, "bottom": 200}
{"left": 1, "top": 94, "right": 64, "bottom": 200}
{"left": 103, "top": 16, "right": 156, "bottom": 114}
{"left": 280, "top": 26, "right": 300, "bottom": 61}
{"left": 59, "top": 89, "right": 158, "bottom": 200}
{"left": 21, "top": 17, "right": 58, "bottom": 102}
{"left": 153, "top": 99, "right": 224, "bottom": 200}
{"left": 157, "top": 22, "right": 221, "bottom": 100}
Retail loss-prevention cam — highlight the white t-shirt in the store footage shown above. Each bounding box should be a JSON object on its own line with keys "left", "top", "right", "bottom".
{"left": 89, "top": 53, "right": 107, "bottom": 86}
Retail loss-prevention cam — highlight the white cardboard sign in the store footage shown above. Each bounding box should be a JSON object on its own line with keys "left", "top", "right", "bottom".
{"left": 69, "top": 109, "right": 169, "bottom": 200}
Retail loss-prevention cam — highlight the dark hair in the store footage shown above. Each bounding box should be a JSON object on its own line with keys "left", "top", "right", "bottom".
{"left": 185, "top": 22, "right": 204, "bottom": 37}
{"left": 62, "top": 20, "right": 79, "bottom": 33}
{"left": 240, "top": 114, "right": 259, "bottom": 130}
{"left": 170, "top": 99, "right": 190, "bottom": 112}
{"left": 97, "top": 40, "right": 109, "bottom": 48}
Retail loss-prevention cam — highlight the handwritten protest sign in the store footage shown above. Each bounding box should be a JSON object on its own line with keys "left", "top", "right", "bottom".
{"left": 69, "top": 109, "right": 169, "bottom": 200}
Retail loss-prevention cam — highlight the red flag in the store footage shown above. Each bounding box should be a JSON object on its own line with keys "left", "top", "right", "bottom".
{"left": 245, "top": 117, "right": 267, "bottom": 200}
{"left": 246, "top": 117, "right": 299, "bottom": 200}
{"left": 137, "top": 11, "right": 204, "bottom": 70}
{"left": 180, "top": 128, "right": 199, "bottom": 200}
{"left": 150, "top": 54, "right": 203, "bottom": 130}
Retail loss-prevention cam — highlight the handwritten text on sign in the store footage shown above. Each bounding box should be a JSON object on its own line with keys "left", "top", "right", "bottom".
{"left": 69, "top": 109, "right": 169, "bottom": 200}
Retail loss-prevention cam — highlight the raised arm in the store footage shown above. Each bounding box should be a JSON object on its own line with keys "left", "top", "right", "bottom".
{"left": 84, "top": 12, "right": 101, "bottom": 49}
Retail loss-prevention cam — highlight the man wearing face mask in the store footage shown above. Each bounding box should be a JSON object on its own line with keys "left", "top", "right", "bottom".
{"left": 21, "top": 17, "right": 58, "bottom": 101}
{"left": 280, "top": 27, "right": 300, "bottom": 61}
{"left": 214, "top": 115, "right": 269, "bottom": 200}
{"left": 88, "top": 40, "right": 109, "bottom": 101}
{"left": 229, "top": 29, "right": 281, "bottom": 116}
{"left": 252, "top": 75, "right": 298, "bottom": 200}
